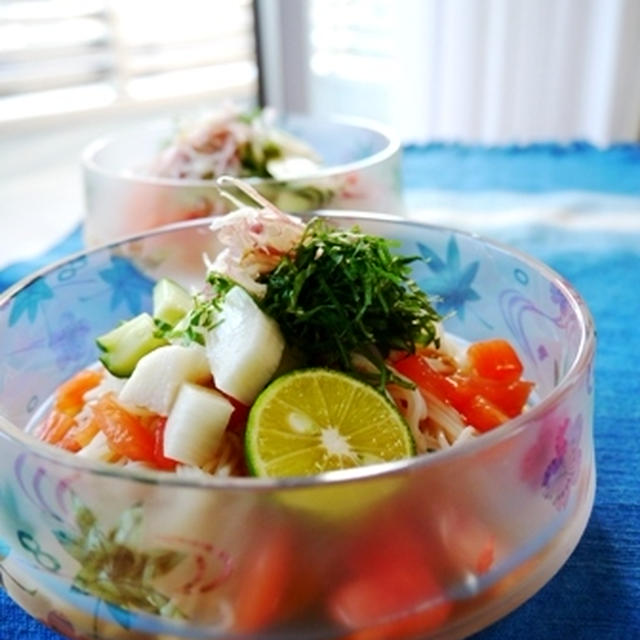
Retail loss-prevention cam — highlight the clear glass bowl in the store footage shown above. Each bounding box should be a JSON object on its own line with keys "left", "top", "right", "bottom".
{"left": 0, "top": 215, "right": 595, "bottom": 640}
{"left": 82, "top": 114, "right": 403, "bottom": 247}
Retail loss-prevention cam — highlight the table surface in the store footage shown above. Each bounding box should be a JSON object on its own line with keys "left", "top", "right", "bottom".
{"left": 1, "top": 143, "right": 639, "bottom": 639}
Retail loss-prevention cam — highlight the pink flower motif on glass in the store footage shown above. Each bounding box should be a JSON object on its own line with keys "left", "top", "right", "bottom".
{"left": 521, "top": 413, "right": 583, "bottom": 510}
{"left": 339, "top": 172, "right": 363, "bottom": 199}
{"left": 41, "top": 610, "right": 90, "bottom": 640}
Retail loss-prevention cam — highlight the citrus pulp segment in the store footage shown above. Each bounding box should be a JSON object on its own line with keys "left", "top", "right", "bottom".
{"left": 245, "top": 369, "right": 415, "bottom": 478}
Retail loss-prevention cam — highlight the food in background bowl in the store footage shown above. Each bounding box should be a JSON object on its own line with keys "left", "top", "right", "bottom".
{"left": 146, "top": 105, "right": 322, "bottom": 181}
{"left": 0, "top": 196, "right": 595, "bottom": 640}
{"left": 82, "top": 110, "right": 403, "bottom": 247}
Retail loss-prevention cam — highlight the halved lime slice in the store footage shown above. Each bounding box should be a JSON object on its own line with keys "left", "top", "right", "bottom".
{"left": 245, "top": 369, "right": 415, "bottom": 478}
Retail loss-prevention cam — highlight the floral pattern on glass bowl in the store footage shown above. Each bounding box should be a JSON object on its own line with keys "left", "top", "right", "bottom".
{"left": 0, "top": 214, "right": 595, "bottom": 640}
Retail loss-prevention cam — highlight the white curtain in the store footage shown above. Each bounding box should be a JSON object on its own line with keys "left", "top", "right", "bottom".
{"left": 389, "top": 0, "right": 640, "bottom": 145}
{"left": 264, "top": 0, "right": 640, "bottom": 145}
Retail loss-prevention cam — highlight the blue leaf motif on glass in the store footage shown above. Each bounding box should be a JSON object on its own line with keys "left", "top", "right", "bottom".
{"left": 9, "top": 277, "right": 53, "bottom": 326}
{"left": 107, "top": 602, "right": 132, "bottom": 629}
{"left": 0, "top": 537, "right": 9, "bottom": 560}
{"left": 417, "top": 236, "right": 481, "bottom": 320}
{"left": 49, "top": 312, "right": 92, "bottom": 370}
{"left": 99, "top": 257, "right": 154, "bottom": 315}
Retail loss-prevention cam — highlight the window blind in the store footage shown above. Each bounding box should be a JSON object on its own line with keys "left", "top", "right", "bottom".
{"left": 307, "top": 0, "right": 394, "bottom": 122}
{"left": 0, "top": 0, "right": 258, "bottom": 123}
{"left": 309, "top": 0, "right": 393, "bottom": 82}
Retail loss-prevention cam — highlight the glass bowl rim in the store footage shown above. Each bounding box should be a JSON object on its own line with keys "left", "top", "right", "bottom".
{"left": 81, "top": 113, "right": 402, "bottom": 188}
{"left": 0, "top": 212, "right": 596, "bottom": 492}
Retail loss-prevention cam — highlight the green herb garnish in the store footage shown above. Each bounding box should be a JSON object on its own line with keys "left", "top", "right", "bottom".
{"left": 160, "top": 272, "right": 235, "bottom": 345}
{"left": 259, "top": 219, "right": 441, "bottom": 387}
{"left": 237, "top": 139, "right": 282, "bottom": 178}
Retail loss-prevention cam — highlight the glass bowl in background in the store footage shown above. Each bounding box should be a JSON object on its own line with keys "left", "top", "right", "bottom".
{"left": 0, "top": 214, "right": 595, "bottom": 640}
{"left": 82, "top": 115, "right": 403, "bottom": 247}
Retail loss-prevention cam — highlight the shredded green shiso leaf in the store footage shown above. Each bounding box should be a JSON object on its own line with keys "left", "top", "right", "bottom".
{"left": 258, "top": 219, "right": 441, "bottom": 386}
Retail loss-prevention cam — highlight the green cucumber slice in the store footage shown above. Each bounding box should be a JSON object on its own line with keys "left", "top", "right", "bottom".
{"left": 96, "top": 313, "right": 167, "bottom": 378}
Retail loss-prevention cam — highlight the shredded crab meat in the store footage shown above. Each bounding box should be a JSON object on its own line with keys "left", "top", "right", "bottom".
{"left": 206, "top": 177, "right": 306, "bottom": 296}
{"left": 211, "top": 206, "right": 305, "bottom": 263}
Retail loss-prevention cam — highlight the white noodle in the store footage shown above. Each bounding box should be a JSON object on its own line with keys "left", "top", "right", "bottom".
{"left": 82, "top": 369, "right": 126, "bottom": 402}
{"left": 453, "top": 426, "right": 480, "bottom": 446}
{"left": 200, "top": 431, "right": 245, "bottom": 477}
{"left": 422, "top": 390, "right": 468, "bottom": 445}
{"left": 386, "top": 382, "right": 430, "bottom": 454}
{"left": 76, "top": 431, "right": 117, "bottom": 462}
{"left": 437, "top": 431, "right": 451, "bottom": 449}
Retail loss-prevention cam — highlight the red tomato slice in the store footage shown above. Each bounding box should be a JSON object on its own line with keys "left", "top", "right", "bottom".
{"left": 394, "top": 349, "right": 533, "bottom": 433}
{"left": 459, "top": 394, "right": 509, "bottom": 433}
{"left": 394, "top": 354, "right": 458, "bottom": 401}
{"left": 92, "top": 393, "right": 157, "bottom": 463}
{"left": 467, "top": 339, "right": 524, "bottom": 382}
{"left": 233, "top": 526, "right": 293, "bottom": 633}
{"left": 394, "top": 354, "right": 473, "bottom": 417}
{"left": 330, "top": 522, "right": 451, "bottom": 639}
{"left": 222, "top": 394, "right": 250, "bottom": 435}
{"left": 340, "top": 606, "right": 452, "bottom": 640}
{"left": 463, "top": 376, "right": 534, "bottom": 418}
{"left": 437, "top": 506, "right": 496, "bottom": 575}
{"left": 55, "top": 369, "right": 103, "bottom": 415}
{"left": 146, "top": 414, "right": 178, "bottom": 471}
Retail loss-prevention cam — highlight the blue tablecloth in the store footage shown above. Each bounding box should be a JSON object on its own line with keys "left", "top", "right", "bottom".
{"left": 1, "top": 143, "right": 639, "bottom": 639}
